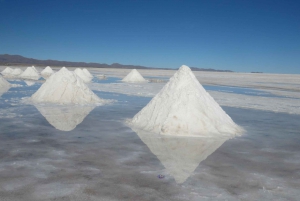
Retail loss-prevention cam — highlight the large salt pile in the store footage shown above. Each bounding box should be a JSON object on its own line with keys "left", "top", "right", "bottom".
{"left": 20, "top": 66, "right": 40, "bottom": 80}
{"left": 122, "top": 69, "right": 147, "bottom": 83}
{"left": 35, "top": 105, "right": 95, "bottom": 131}
{"left": 41, "top": 66, "right": 54, "bottom": 78}
{"left": 133, "top": 128, "right": 228, "bottom": 183}
{"left": 1, "top": 67, "right": 14, "bottom": 76}
{"left": 130, "top": 65, "right": 242, "bottom": 137}
{"left": 10, "top": 68, "right": 23, "bottom": 77}
{"left": 31, "top": 67, "right": 106, "bottom": 104}
{"left": 0, "top": 76, "right": 10, "bottom": 97}
{"left": 83, "top": 68, "right": 93, "bottom": 78}
{"left": 74, "top": 68, "right": 93, "bottom": 83}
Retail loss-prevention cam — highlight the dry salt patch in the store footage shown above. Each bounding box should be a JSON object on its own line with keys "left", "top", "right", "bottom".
{"left": 31, "top": 67, "right": 110, "bottom": 105}
{"left": 129, "top": 65, "right": 243, "bottom": 137}
{"left": 1, "top": 67, "right": 14, "bottom": 76}
{"left": 41, "top": 66, "right": 54, "bottom": 78}
{"left": 20, "top": 66, "right": 40, "bottom": 80}
{"left": 74, "top": 68, "right": 93, "bottom": 83}
{"left": 122, "top": 69, "right": 148, "bottom": 83}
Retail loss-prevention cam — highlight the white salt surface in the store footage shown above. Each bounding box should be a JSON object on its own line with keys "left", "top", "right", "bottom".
{"left": 90, "top": 81, "right": 300, "bottom": 115}
{"left": 20, "top": 66, "right": 40, "bottom": 80}
{"left": 74, "top": 68, "right": 93, "bottom": 83}
{"left": 41, "top": 66, "right": 54, "bottom": 78}
{"left": 122, "top": 69, "right": 148, "bottom": 83}
{"left": 0, "top": 75, "right": 10, "bottom": 88}
{"left": 0, "top": 76, "right": 10, "bottom": 97}
{"left": 1, "top": 67, "right": 14, "bottom": 76}
{"left": 130, "top": 65, "right": 242, "bottom": 137}
{"left": 11, "top": 68, "right": 23, "bottom": 76}
{"left": 31, "top": 67, "right": 108, "bottom": 105}
{"left": 83, "top": 68, "right": 93, "bottom": 78}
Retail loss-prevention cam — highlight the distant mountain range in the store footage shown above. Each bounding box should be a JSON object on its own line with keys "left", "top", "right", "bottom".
{"left": 0, "top": 54, "right": 233, "bottom": 72}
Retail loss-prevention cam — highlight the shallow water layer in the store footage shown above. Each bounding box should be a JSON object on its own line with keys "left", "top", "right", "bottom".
{"left": 203, "top": 85, "right": 285, "bottom": 98}
{"left": 0, "top": 79, "right": 299, "bottom": 201}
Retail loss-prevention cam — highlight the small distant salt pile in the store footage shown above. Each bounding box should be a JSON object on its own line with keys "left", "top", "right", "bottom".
{"left": 130, "top": 65, "right": 242, "bottom": 137}
{"left": 10, "top": 68, "right": 23, "bottom": 77}
{"left": 0, "top": 75, "right": 10, "bottom": 97}
{"left": 31, "top": 67, "right": 106, "bottom": 104}
{"left": 97, "top": 74, "right": 106, "bottom": 80}
{"left": 1, "top": 67, "right": 14, "bottom": 76}
{"left": 74, "top": 68, "right": 93, "bottom": 83}
{"left": 20, "top": 66, "right": 40, "bottom": 80}
{"left": 122, "top": 69, "right": 147, "bottom": 83}
{"left": 41, "top": 66, "right": 54, "bottom": 78}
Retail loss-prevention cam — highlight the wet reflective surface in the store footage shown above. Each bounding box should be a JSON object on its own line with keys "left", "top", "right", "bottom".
{"left": 0, "top": 79, "right": 299, "bottom": 200}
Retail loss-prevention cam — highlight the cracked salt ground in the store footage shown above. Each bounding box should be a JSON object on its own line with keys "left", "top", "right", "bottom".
{"left": 0, "top": 85, "right": 300, "bottom": 200}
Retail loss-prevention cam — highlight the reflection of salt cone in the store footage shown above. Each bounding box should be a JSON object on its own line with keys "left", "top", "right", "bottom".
{"left": 35, "top": 105, "right": 95, "bottom": 131}
{"left": 24, "top": 80, "right": 35, "bottom": 86}
{"left": 132, "top": 127, "right": 229, "bottom": 184}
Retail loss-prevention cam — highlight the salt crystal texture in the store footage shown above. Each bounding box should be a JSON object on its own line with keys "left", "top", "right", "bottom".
{"left": 83, "top": 68, "right": 93, "bottom": 78}
{"left": 41, "top": 66, "right": 54, "bottom": 78}
{"left": 0, "top": 75, "right": 10, "bottom": 97}
{"left": 134, "top": 128, "right": 229, "bottom": 183}
{"left": 31, "top": 67, "right": 106, "bottom": 104}
{"left": 11, "top": 68, "right": 23, "bottom": 77}
{"left": 35, "top": 105, "right": 95, "bottom": 131}
{"left": 1, "top": 67, "right": 14, "bottom": 76}
{"left": 130, "top": 65, "right": 243, "bottom": 137}
{"left": 74, "top": 68, "right": 93, "bottom": 83}
{"left": 20, "top": 66, "right": 40, "bottom": 80}
{"left": 122, "top": 69, "right": 147, "bottom": 83}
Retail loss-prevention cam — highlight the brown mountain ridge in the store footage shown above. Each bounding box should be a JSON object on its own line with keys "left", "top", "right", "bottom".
{"left": 0, "top": 54, "right": 233, "bottom": 72}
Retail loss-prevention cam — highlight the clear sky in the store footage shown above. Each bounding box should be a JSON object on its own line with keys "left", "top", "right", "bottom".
{"left": 0, "top": 0, "right": 299, "bottom": 73}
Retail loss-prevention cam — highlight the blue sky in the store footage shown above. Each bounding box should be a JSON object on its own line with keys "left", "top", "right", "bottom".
{"left": 0, "top": 0, "right": 299, "bottom": 73}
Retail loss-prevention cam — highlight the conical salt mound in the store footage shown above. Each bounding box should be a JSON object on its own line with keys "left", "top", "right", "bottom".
{"left": 83, "top": 68, "right": 93, "bottom": 78}
{"left": 74, "top": 68, "right": 92, "bottom": 83}
{"left": 31, "top": 67, "right": 106, "bottom": 104}
{"left": 35, "top": 105, "right": 95, "bottom": 131}
{"left": 122, "top": 69, "right": 147, "bottom": 83}
{"left": 133, "top": 128, "right": 229, "bottom": 183}
{"left": 130, "top": 65, "right": 243, "bottom": 137}
{"left": 0, "top": 76, "right": 10, "bottom": 97}
{"left": 11, "top": 68, "right": 23, "bottom": 77}
{"left": 41, "top": 66, "right": 54, "bottom": 78}
{"left": 20, "top": 66, "right": 40, "bottom": 80}
{"left": 1, "top": 67, "right": 14, "bottom": 76}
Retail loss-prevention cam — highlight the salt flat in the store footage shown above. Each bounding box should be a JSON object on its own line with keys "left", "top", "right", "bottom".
{"left": 0, "top": 66, "right": 299, "bottom": 200}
